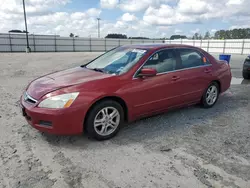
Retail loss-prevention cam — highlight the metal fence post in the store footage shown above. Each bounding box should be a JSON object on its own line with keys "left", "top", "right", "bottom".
{"left": 73, "top": 37, "right": 75, "bottom": 52}
{"left": 33, "top": 34, "right": 36, "bottom": 52}
{"left": 54, "top": 35, "right": 57, "bottom": 52}
{"left": 241, "top": 39, "right": 245, "bottom": 55}
{"left": 223, "top": 40, "right": 226, "bottom": 54}
{"left": 130, "top": 39, "right": 132, "bottom": 44}
{"left": 207, "top": 40, "right": 210, "bottom": 52}
{"left": 200, "top": 39, "right": 202, "bottom": 48}
{"left": 181, "top": 39, "right": 182, "bottom": 44}
{"left": 104, "top": 38, "right": 107, "bottom": 51}
{"left": 193, "top": 40, "right": 195, "bottom": 46}
{"left": 8, "top": 33, "right": 12, "bottom": 52}
{"left": 118, "top": 39, "right": 120, "bottom": 46}
{"left": 90, "top": 37, "right": 92, "bottom": 52}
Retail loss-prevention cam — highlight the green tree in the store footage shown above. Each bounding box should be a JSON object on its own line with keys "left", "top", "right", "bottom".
{"left": 225, "top": 30, "right": 231, "bottom": 39}
{"left": 170, "top": 35, "right": 187, "bottom": 40}
{"left": 9, "top": 30, "right": 23, "bottom": 33}
{"left": 69, "top": 33, "right": 74, "bottom": 37}
{"left": 220, "top": 30, "right": 226, "bottom": 39}
{"left": 232, "top": 29, "right": 239, "bottom": 39}
{"left": 214, "top": 31, "right": 220, "bottom": 39}
{"left": 192, "top": 33, "right": 199, "bottom": 40}
{"left": 105, "top": 33, "right": 127, "bottom": 39}
{"left": 204, "top": 31, "right": 210, "bottom": 39}
{"left": 214, "top": 28, "right": 250, "bottom": 39}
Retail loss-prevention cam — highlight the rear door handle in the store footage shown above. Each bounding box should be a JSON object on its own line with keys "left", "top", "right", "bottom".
{"left": 172, "top": 76, "right": 180, "bottom": 81}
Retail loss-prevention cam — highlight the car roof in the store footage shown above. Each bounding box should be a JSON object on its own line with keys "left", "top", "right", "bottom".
{"left": 123, "top": 44, "right": 198, "bottom": 51}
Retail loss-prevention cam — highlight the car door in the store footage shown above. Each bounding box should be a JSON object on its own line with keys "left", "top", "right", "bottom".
{"left": 174, "top": 48, "right": 213, "bottom": 103}
{"left": 124, "top": 48, "right": 183, "bottom": 117}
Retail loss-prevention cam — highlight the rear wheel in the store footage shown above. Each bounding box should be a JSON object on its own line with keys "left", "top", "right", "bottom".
{"left": 201, "top": 82, "right": 219, "bottom": 108}
{"left": 243, "top": 72, "right": 250, "bottom": 79}
{"left": 85, "top": 100, "right": 124, "bottom": 140}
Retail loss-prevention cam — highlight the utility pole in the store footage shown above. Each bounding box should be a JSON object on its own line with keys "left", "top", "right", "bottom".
{"left": 97, "top": 18, "right": 101, "bottom": 38}
{"left": 22, "top": 0, "right": 30, "bottom": 52}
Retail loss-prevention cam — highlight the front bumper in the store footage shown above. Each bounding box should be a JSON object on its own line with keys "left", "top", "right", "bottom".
{"left": 20, "top": 95, "right": 85, "bottom": 135}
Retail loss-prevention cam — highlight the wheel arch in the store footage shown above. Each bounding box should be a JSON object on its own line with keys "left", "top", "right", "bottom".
{"left": 211, "top": 80, "right": 221, "bottom": 93}
{"left": 83, "top": 96, "right": 129, "bottom": 131}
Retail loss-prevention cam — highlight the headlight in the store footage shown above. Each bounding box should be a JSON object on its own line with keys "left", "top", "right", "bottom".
{"left": 38, "top": 92, "right": 79, "bottom": 109}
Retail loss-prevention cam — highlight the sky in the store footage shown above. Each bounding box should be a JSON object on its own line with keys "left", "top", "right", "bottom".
{"left": 0, "top": 0, "right": 249, "bottom": 38}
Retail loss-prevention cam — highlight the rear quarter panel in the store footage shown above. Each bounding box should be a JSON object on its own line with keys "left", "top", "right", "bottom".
{"left": 201, "top": 49, "right": 232, "bottom": 93}
{"left": 213, "top": 60, "right": 232, "bottom": 93}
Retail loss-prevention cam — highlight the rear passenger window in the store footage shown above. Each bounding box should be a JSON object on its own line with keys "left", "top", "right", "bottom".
{"left": 178, "top": 49, "right": 205, "bottom": 69}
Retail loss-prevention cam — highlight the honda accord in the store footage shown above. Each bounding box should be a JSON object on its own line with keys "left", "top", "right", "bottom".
{"left": 20, "top": 44, "right": 232, "bottom": 140}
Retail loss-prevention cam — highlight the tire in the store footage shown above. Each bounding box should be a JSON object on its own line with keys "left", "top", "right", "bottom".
{"left": 201, "top": 82, "right": 219, "bottom": 108}
{"left": 85, "top": 100, "right": 124, "bottom": 141}
{"left": 243, "top": 72, "right": 250, "bottom": 79}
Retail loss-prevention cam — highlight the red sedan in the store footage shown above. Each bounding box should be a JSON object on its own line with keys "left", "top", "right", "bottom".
{"left": 21, "top": 44, "right": 232, "bottom": 140}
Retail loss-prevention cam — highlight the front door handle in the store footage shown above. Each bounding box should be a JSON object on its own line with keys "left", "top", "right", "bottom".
{"left": 172, "top": 76, "right": 180, "bottom": 81}
{"left": 204, "top": 69, "right": 212, "bottom": 73}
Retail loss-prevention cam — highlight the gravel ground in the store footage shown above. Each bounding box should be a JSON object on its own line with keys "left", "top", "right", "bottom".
{"left": 0, "top": 52, "right": 250, "bottom": 188}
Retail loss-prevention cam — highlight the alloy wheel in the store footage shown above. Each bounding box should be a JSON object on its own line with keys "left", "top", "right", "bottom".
{"left": 94, "top": 107, "right": 120, "bottom": 136}
{"left": 206, "top": 85, "right": 218, "bottom": 106}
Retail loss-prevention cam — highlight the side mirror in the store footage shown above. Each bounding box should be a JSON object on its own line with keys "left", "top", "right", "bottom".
{"left": 138, "top": 68, "right": 157, "bottom": 77}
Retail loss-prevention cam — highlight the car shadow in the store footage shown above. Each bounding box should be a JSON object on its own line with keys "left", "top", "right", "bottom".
{"left": 40, "top": 88, "right": 244, "bottom": 149}
{"left": 241, "top": 79, "right": 250, "bottom": 85}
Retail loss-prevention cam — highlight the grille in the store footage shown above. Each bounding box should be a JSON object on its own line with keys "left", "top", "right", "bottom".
{"left": 24, "top": 92, "right": 38, "bottom": 104}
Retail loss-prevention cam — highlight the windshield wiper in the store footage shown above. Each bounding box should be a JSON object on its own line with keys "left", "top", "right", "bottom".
{"left": 89, "top": 68, "right": 105, "bottom": 73}
{"left": 82, "top": 66, "right": 107, "bottom": 73}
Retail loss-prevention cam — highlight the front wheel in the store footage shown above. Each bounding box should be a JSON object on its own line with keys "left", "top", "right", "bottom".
{"left": 201, "top": 82, "right": 219, "bottom": 108}
{"left": 85, "top": 100, "right": 124, "bottom": 140}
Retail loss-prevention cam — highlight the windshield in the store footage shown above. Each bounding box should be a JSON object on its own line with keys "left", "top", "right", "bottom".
{"left": 85, "top": 46, "right": 147, "bottom": 75}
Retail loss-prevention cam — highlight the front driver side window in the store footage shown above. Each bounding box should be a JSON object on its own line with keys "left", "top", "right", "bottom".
{"left": 142, "top": 49, "right": 177, "bottom": 74}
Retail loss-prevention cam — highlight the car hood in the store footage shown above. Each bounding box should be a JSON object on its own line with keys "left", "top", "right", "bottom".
{"left": 27, "top": 67, "right": 113, "bottom": 99}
